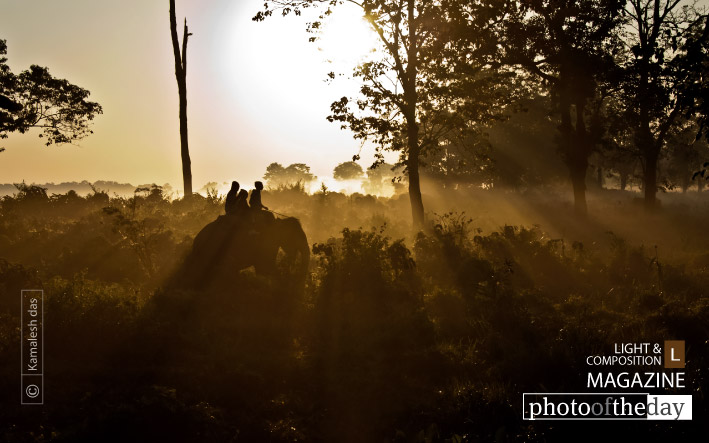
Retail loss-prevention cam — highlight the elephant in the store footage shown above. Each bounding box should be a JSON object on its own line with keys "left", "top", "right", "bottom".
{"left": 175, "top": 213, "right": 309, "bottom": 290}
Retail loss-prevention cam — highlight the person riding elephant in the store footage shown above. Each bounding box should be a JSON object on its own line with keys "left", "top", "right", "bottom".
{"left": 224, "top": 181, "right": 240, "bottom": 215}
{"left": 234, "top": 189, "right": 250, "bottom": 217}
{"left": 248, "top": 181, "right": 275, "bottom": 228}
{"left": 248, "top": 181, "right": 268, "bottom": 211}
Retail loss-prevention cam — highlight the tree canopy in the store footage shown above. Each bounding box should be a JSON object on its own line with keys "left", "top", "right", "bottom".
{"left": 615, "top": 0, "right": 709, "bottom": 209}
{"left": 495, "top": 0, "right": 626, "bottom": 215}
{"left": 255, "top": 1, "right": 709, "bottom": 217}
{"left": 255, "top": 0, "right": 512, "bottom": 228}
{"left": 333, "top": 161, "right": 364, "bottom": 180}
{"left": 0, "top": 39, "right": 102, "bottom": 150}
{"left": 263, "top": 162, "right": 317, "bottom": 188}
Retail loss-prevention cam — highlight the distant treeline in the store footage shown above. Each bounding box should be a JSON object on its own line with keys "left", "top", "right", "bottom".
{"left": 0, "top": 181, "right": 174, "bottom": 197}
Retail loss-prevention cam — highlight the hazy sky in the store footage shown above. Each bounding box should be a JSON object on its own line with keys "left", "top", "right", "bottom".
{"left": 0, "top": 0, "right": 380, "bottom": 193}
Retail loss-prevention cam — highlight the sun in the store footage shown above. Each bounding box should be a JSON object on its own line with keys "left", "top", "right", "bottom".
{"left": 214, "top": 2, "right": 386, "bottom": 183}
{"left": 316, "top": 9, "right": 379, "bottom": 69}
{"left": 222, "top": 5, "right": 379, "bottom": 96}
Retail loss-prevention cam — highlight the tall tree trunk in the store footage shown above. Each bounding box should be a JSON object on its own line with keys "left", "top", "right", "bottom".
{"left": 170, "top": 0, "right": 192, "bottom": 197}
{"left": 636, "top": 40, "right": 656, "bottom": 212}
{"left": 570, "top": 161, "right": 588, "bottom": 216}
{"left": 681, "top": 172, "right": 689, "bottom": 193}
{"left": 404, "top": 0, "right": 424, "bottom": 230}
{"left": 559, "top": 88, "right": 588, "bottom": 217}
{"left": 643, "top": 148, "right": 659, "bottom": 210}
{"left": 620, "top": 171, "right": 628, "bottom": 191}
{"left": 407, "top": 120, "right": 424, "bottom": 229}
{"left": 573, "top": 99, "right": 590, "bottom": 215}
{"left": 637, "top": 114, "right": 658, "bottom": 209}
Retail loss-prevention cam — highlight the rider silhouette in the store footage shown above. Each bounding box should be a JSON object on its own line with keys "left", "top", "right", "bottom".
{"left": 224, "top": 181, "right": 240, "bottom": 215}
{"left": 248, "top": 181, "right": 268, "bottom": 211}
{"left": 235, "top": 189, "right": 250, "bottom": 216}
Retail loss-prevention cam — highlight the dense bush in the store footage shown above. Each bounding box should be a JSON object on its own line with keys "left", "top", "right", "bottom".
{"left": 0, "top": 187, "right": 707, "bottom": 441}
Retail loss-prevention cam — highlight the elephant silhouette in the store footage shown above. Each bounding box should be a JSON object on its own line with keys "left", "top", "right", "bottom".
{"left": 175, "top": 214, "right": 309, "bottom": 290}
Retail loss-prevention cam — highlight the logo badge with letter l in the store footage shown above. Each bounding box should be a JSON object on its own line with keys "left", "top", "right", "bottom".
{"left": 664, "top": 340, "right": 685, "bottom": 369}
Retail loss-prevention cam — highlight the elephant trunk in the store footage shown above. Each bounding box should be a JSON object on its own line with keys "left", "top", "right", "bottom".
{"left": 277, "top": 217, "right": 310, "bottom": 279}
{"left": 295, "top": 231, "right": 310, "bottom": 277}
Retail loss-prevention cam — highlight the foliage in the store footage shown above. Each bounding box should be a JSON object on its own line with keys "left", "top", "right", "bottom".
{"left": 682, "top": 13, "right": 709, "bottom": 139}
{"left": 263, "top": 162, "right": 317, "bottom": 188}
{"left": 332, "top": 160, "right": 364, "bottom": 180}
{"left": 664, "top": 122, "right": 709, "bottom": 191}
{"left": 0, "top": 39, "right": 102, "bottom": 147}
{"left": 1, "top": 189, "right": 708, "bottom": 440}
{"left": 614, "top": 0, "right": 709, "bottom": 206}
{"left": 361, "top": 161, "right": 405, "bottom": 195}
{"left": 498, "top": 0, "right": 626, "bottom": 214}
{"left": 620, "top": 0, "right": 706, "bottom": 135}
{"left": 254, "top": 0, "right": 513, "bottom": 227}
{"left": 252, "top": 1, "right": 708, "bottom": 218}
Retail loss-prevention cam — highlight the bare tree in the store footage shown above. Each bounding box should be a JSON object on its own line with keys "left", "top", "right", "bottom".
{"left": 169, "top": 0, "right": 192, "bottom": 197}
